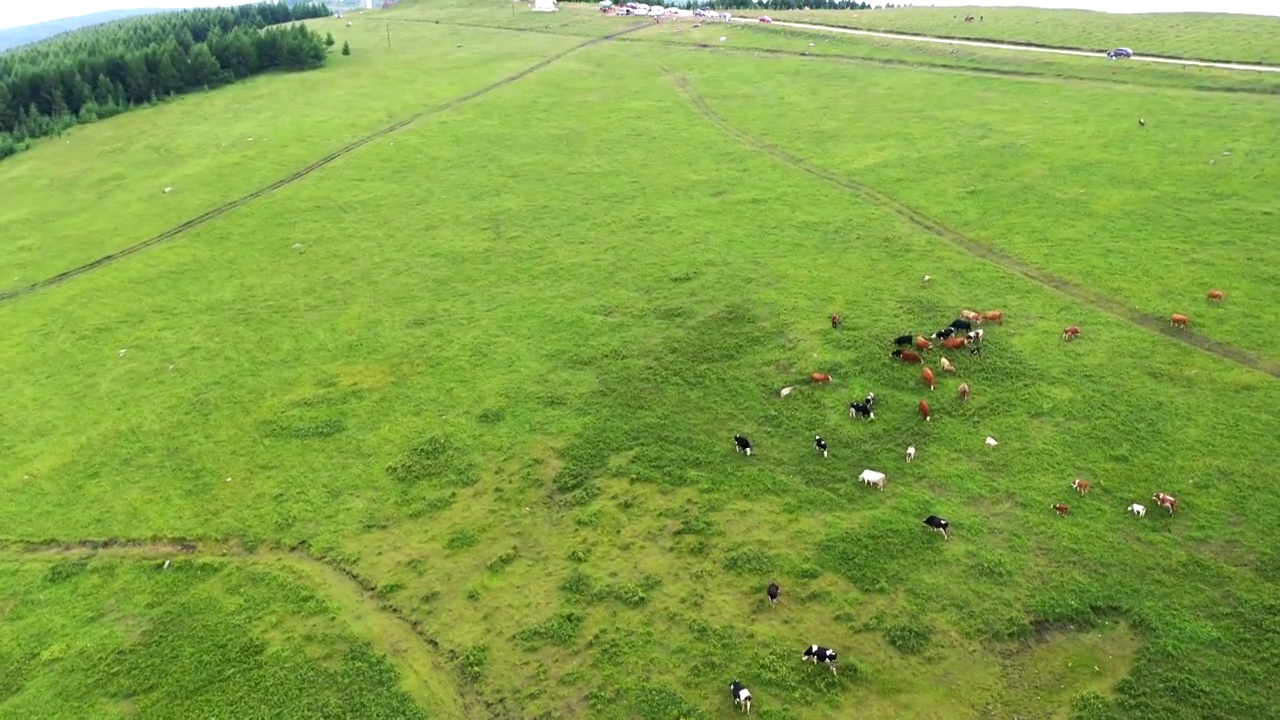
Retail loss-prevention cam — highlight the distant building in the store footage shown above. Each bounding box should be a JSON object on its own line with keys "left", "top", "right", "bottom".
{"left": 361, "top": 0, "right": 373, "bottom": 8}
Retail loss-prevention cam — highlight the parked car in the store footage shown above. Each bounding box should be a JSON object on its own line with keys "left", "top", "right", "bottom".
{"left": 1106, "top": 47, "right": 1133, "bottom": 59}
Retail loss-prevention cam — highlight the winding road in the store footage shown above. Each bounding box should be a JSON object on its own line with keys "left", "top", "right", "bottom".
{"left": 731, "top": 17, "right": 1280, "bottom": 74}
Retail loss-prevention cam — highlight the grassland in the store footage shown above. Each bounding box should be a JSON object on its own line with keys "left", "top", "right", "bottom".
{"left": 1, "top": 2, "right": 1278, "bottom": 719}
{"left": 769, "top": 6, "right": 1280, "bottom": 65}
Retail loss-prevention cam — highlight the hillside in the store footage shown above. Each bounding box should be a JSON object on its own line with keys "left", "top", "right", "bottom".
{"left": 0, "top": 1, "right": 1277, "bottom": 718}
{"left": 0, "top": 9, "right": 165, "bottom": 52}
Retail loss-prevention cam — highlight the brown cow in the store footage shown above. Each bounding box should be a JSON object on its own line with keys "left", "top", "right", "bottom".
{"left": 810, "top": 373, "right": 832, "bottom": 384}
{"left": 1170, "top": 313, "right": 1190, "bottom": 330}
{"left": 1062, "top": 326, "right": 1080, "bottom": 341}
{"left": 919, "top": 399, "right": 931, "bottom": 422}
{"left": 893, "top": 349, "right": 923, "bottom": 363}
{"left": 958, "top": 382, "right": 970, "bottom": 402}
{"left": 981, "top": 310, "right": 1004, "bottom": 325}
{"left": 1071, "top": 479, "right": 1091, "bottom": 495}
{"left": 915, "top": 336, "right": 932, "bottom": 351}
{"left": 1052, "top": 503, "right": 1069, "bottom": 517}
{"left": 960, "top": 309, "right": 981, "bottom": 322}
{"left": 940, "top": 357, "right": 955, "bottom": 373}
{"left": 1153, "top": 492, "right": 1178, "bottom": 514}
{"left": 941, "top": 337, "right": 967, "bottom": 350}
{"left": 1207, "top": 290, "right": 1224, "bottom": 302}
{"left": 922, "top": 366, "right": 935, "bottom": 391}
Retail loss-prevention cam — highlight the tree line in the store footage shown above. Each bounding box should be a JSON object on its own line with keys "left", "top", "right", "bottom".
{"left": 572, "top": 0, "right": 879, "bottom": 10}
{"left": 0, "top": 2, "right": 334, "bottom": 161}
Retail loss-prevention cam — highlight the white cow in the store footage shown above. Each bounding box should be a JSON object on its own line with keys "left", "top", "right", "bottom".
{"left": 905, "top": 445, "right": 916, "bottom": 462}
{"left": 1127, "top": 503, "right": 1146, "bottom": 518}
{"left": 859, "top": 469, "right": 885, "bottom": 491}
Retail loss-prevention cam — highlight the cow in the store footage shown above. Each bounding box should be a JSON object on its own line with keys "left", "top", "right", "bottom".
{"left": 958, "top": 382, "right": 970, "bottom": 402}
{"left": 892, "top": 349, "right": 923, "bottom": 363}
{"left": 981, "top": 310, "right": 1004, "bottom": 325}
{"left": 923, "top": 515, "right": 950, "bottom": 539}
{"left": 965, "top": 329, "right": 984, "bottom": 344}
{"left": 810, "top": 372, "right": 832, "bottom": 384}
{"left": 1207, "top": 289, "right": 1224, "bottom": 302}
{"left": 1062, "top": 326, "right": 1080, "bottom": 341}
{"left": 831, "top": 313, "right": 841, "bottom": 329}
{"left": 969, "top": 344, "right": 982, "bottom": 356}
{"left": 949, "top": 318, "right": 973, "bottom": 332}
{"left": 802, "top": 645, "right": 838, "bottom": 675}
{"left": 730, "top": 680, "right": 752, "bottom": 713}
{"left": 1170, "top": 313, "right": 1190, "bottom": 330}
{"left": 767, "top": 583, "right": 779, "bottom": 606}
{"left": 893, "top": 334, "right": 914, "bottom": 347}
{"left": 919, "top": 399, "right": 931, "bottom": 422}
{"left": 1053, "top": 503, "right": 1069, "bottom": 517}
{"left": 813, "top": 435, "right": 828, "bottom": 458}
{"left": 864, "top": 392, "right": 876, "bottom": 409}
{"left": 905, "top": 445, "right": 916, "bottom": 462}
{"left": 1071, "top": 479, "right": 1091, "bottom": 495}
{"left": 941, "top": 337, "right": 967, "bottom": 350}
{"left": 734, "top": 434, "right": 753, "bottom": 456}
{"left": 933, "top": 327, "right": 956, "bottom": 340}
{"left": 848, "top": 400, "right": 874, "bottom": 420}
{"left": 859, "top": 469, "right": 885, "bottom": 490}
{"left": 940, "top": 357, "right": 955, "bottom": 373}
{"left": 960, "top": 309, "right": 981, "bottom": 322}
{"left": 922, "top": 366, "right": 935, "bottom": 390}
{"left": 1153, "top": 493, "right": 1178, "bottom": 514}
{"left": 1127, "top": 503, "right": 1146, "bottom": 518}
{"left": 915, "top": 336, "right": 932, "bottom": 351}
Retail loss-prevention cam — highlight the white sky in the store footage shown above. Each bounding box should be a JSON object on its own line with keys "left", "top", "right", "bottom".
{"left": 1, "top": 0, "right": 1276, "bottom": 29}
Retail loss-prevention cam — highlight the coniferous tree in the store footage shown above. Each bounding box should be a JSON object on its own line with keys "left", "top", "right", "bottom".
{"left": 341, "top": 40, "right": 351, "bottom": 56}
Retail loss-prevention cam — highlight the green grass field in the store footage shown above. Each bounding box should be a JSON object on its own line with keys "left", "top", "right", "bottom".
{"left": 2, "top": 1, "right": 1278, "bottom": 718}
{"left": 770, "top": 6, "right": 1280, "bottom": 65}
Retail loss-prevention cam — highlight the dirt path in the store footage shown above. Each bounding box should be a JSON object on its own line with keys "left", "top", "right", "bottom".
{"left": 734, "top": 18, "right": 1280, "bottom": 74}
{"left": 668, "top": 72, "right": 1278, "bottom": 378}
{"left": 0, "top": 538, "right": 470, "bottom": 719}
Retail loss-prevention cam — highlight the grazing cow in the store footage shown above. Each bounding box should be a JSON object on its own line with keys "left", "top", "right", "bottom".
{"left": 949, "top": 318, "right": 973, "bottom": 332}
{"left": 940, "top": 357, "right": 955, "bottom": 373}
{"left": 965, "top": 329, "right": 984, "bottom": 344}
{"left": 960, "top": 309, "right": 981, "bottom": 322}
{"left": 933, "top": 327, "right": 956, "bottom": 340}
{"left": 1128, "top": 503, "right": 1147, "bottom": 518}
{"left": 864, "top": 392, "right": 876, "bottom": 409}
{"left": 1062, "top": 326, "right": 1081, "bottom": 341}
{"left": 893, "top": 334, "right": 914, "bottom": 347}
{"left": 970, "top": 344, "right": 982, "bottom": 356}
{"left": 859, "top": 469, "right": 885, "bottom": 490}
{"left": 958, "top": 382, "right": 970, "bottom": 402}
{"left": 905, "top": 445, "right": 916, "bottom": 462}
{"left": 848, "top": 400, "right": 874, "bottom": 420}
{"left": 813, "top": 435, "right": 829, "bottom": 458}
{"left": 734, "top": 434, "right": 753, "bottom": 456}
{"left": 1138, "top": 117, "right": 1145, "bottom": 126}
{"left": 780, "top": 386, "right": 794, "bottom": 398}
{"left": 942, "top": 337, "right": 966, "bottom": 350}
{"left": 1071, "top": 479, "right": 1091, "bottom": 495}
{"left": 923, "top": 515, "right": 950, "bottom": 539}
{"left": 802, "top": 645, "right": 838, "bottom": 675}
{"left": 1170, "top": 313, "right": 1190, "bottom": 330}
{"left": 922, "top": 366, "right": 935, "bottom": 391}
{"left": 919, "top": 399, "right": 931, "bottom": 422}
{"left": 1153, "top": 493, "right": 1178, "bottom": 514}
{"left": 810, "top": 372, "right": 832, "bottom": 384}
{"left": 831, "top": 313, "right": 841, "bottom": 329}
{"left": 730, "top": 680, "right": 752, "bottom": 713}
{"left": 767, "top": 583, "right": 779, "bottom": 606}
{"left": 892, "top": 349, "right": 923, "bottom": 363}
{"left": 1207, "top": 289, "right": 1224, "bottom": 302}
{"left": 1053, "top": 503, "right": 1069, "bottom": 517}
{"left": 982, "top": 310, "right": 1004, "bottom": 325}
{"left": 915, "top": 336, "right": 932, "bottom": 351}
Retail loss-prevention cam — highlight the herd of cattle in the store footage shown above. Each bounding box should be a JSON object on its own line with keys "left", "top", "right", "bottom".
{"left": 719, "top": 296, "right": 1213, "bottom": 712}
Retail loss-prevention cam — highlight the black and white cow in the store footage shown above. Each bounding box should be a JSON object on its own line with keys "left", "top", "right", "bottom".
{"left": 864, "top": 392, "right": 876, "bottom": 409}
{"left": 892, "top": 334, "right": 913, "bottom": 347}
{"left": 734, "top": 434, "right": 753, "bottom": 456}
{"left": 923, "top": 515, "right": 950, "bottom": 540}
{"left": 813, "top": 435, "right": 828, "bottom": 458}
{"left": 730, "top": 680, "right": 752, "bottom": 713}
{"left": 802, "top": 645, "right": 838, "bottom": 675}
{"left": 969, "top": 344, "right": 982, "bottom": 356}
{"left": 932, "top": 327, "right": 956, "bottom": 340}
{"left": 848, "top": 400, "right": 874, "bottom": 420}
{"left": 966, "top": 328, "right": 985, "bottom": 344}
{"left": 948, "top": 318, "right": 973, "bottom": 331}
{"left": 767, "top": 582, "right": 779, "bottom": 606}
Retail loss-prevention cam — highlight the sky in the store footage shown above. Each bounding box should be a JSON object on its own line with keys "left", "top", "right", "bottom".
{"left": 1, "top": 0, "right": 1277, "bottom": 29}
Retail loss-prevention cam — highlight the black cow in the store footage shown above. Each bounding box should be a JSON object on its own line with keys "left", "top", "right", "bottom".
{"left": 734, "top": 434, "right": 753, "bottom": 456}
{"left": 813, "top": 435, "right": 828, "bottom": 458}
{"left": 730, "top": 680, "right": 752, "bottom": 713}
{"left": 923, "top": 515, "right": 950, "bottom": 540}
{"left": 948, "top": 318, "right": 973, "bottom": 331}
{"left": 767, "top": 582, "right": 779, "bottom": 606}
{"left": 802, "top": 645, "right": 838, "bottom": 675}
{"left": 932, "top": 327, "right": 956, "bottom": 340}
{"left": 892, "top": 334, "right": 913, "bottom": 347}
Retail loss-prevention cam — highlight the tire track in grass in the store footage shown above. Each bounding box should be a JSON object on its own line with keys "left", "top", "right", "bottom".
{"left": 667, "top": 71, "right": 1279, "bottom": 378}
{"left": 0, "top": 536, "right": 473, "bottom": 719}
{"left": 0, "top": 23, "right": 650, "bottom": 305}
